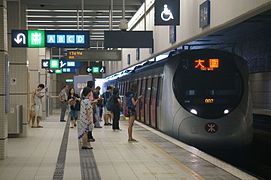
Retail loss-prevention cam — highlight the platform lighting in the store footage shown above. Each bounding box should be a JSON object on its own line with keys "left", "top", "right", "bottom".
{"left": 190, "top": 109, "right": 198, "bottom": 115}
{"left": 224, "top": 109, "right": 229, "bottom": 114}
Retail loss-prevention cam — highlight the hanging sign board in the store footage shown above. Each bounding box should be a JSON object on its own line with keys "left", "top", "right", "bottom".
{"left": 155, "top": 0, "right": 180, "bottom": 26}
{"left": 11, "top": 30, "right": 90, "bottom": 48}
{"left": 66, "top": 49, "right": 122, "bottom": 61}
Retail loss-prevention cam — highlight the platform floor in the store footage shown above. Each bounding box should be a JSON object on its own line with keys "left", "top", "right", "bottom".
{"left": 0, "top": 113, "right": 257, "bottom": 180}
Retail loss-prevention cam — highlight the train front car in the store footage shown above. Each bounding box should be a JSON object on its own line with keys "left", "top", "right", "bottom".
{"left": 161, "top": 49, "right": 253, "bottom": 148}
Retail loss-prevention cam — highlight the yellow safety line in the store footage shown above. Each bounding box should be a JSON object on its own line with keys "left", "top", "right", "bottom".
{"left": 120, "top": 120, "right": 204, "bottom": 180}
{"left": 138, "top": 135, "right": 205, "bottom": 180}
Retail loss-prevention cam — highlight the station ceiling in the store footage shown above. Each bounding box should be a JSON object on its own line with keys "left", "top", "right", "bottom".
{"left": 22, "top": 0, "right": 144, "bottom": 47}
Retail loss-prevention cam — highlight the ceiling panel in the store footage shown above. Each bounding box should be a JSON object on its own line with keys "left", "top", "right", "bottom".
{"left": 23, "top": 0, "right": 144, "bottom": 48}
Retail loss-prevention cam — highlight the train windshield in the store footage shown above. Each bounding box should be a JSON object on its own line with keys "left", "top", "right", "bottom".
{"left": 173, "top": 52, "right": 244, "bottom": 119}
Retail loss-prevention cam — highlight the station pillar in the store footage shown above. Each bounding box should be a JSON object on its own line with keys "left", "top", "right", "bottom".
{"left": 7, "top": 0, "right": 28, "bottom": 137}
{"left": 0, "top": 0, "right": 8, "bottom": 160}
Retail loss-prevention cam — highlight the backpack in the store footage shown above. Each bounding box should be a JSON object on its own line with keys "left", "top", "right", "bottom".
{"left": 103, "top": 92, "right": 111, "bottom": 106}
{"left": 126, "top": 92, "right": 135, "bottom": 109}
{"left": 106, "top": 96, "right": 114, "bottom": 111}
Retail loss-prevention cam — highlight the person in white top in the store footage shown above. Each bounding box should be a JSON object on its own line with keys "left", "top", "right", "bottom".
{"left": 32, "top": 84, "right": 45, "bottom": 128}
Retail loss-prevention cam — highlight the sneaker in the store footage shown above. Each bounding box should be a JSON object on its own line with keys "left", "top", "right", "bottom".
{"left": 60, "top": 120, "right": 66, "bottom": 122}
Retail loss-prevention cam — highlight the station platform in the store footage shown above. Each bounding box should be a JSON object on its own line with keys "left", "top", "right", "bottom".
{"left": 0, "top": 113, "right": 257, "bottom": 180}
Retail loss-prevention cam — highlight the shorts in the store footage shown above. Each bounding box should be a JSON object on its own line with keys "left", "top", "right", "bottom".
{"left": 128, "top": 108, "right": 136, "bottom": 117}
{"left": 104, "top": 107, "right": 111, "bottom": 115}
{"left": 34, "top": 104, "right": 43, "bottom": 117}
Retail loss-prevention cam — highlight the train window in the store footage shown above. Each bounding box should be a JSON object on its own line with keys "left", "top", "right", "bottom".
{"left": 145, "top": 78, "right": 152, "bottom": 125}
{"left": 137, "top": 79, "right": 142, "bottom": 121}
{"left": 150, "top": 77, "right": 158, "bottom": 128}
{"left": 173, "top": 53, "right": 244, "bottom": 119}
{"left": 140, "top": 79, "right": 147, "bottom": 123}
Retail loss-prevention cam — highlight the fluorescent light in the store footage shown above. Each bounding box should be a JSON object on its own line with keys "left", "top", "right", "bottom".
{"left": 27, "top": 15, "right": 132, "bottom": 18}
{"left": 26, "top": 9, "right": 136, "bottom": 13}
{"left": 27, "top": 20, "right": 120, "bottom": 23}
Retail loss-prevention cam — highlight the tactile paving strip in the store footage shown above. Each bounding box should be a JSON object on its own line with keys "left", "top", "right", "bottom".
{"left": 79, "top": 148, "right": 101, "bottom": 180}
{"left": 53, "top": 120, "right": 70, "bottom": 180}
{"left": 78, "top": 139, "right": 101, "bottom": 179}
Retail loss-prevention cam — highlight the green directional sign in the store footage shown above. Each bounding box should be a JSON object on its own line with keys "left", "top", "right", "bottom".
{"left": 50, "top": 59, "right": 59, "bottom": 69}
{"left": 28, "top": 30, "right": 45, "bottom": 48}
{"left": 92, "top": 67, "right": 100, "bottom": 73}
{"left": 55, "top": 69, "right": 62, "bottom": 74}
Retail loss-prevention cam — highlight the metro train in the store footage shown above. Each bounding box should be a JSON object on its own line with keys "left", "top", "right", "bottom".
{"left": 104, "top": 49, "right": 253, "bottom": 148}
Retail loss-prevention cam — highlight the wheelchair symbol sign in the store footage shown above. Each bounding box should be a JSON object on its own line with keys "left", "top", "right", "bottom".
{"left": 161, "top": 4, "right": 174, "bottom": 22}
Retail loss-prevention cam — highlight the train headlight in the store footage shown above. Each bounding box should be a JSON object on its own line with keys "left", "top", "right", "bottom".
{"left": 224, "top": 109, "right": 229, "bottom": 114}
{"left": 190, "top": 109, "right": 198, "bottom": 115}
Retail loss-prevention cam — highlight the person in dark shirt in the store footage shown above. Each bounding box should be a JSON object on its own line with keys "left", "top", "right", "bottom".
{"left": 101, "top": 86, "right": 113, "bottom": 125}
{"left": 111, "top": 87, "right": 121, "bottom": 131}
{"left": 68, "top": 88, "right": 80, "bottom": 128}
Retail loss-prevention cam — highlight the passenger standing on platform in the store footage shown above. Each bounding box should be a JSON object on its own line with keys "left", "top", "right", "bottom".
{"left": 111, "top": 88, "right": 122, "bottom": 131}
{"left": 68, "top": 88, "right": 80, "bottom": 128}
{"left": 126, "top": 85, "right": 142, "bottom": 142}
{"left": 31, "top": 84, "right": 45, "bottom": 128}
{"left": 59, "top": 85, "right": 69, "bottom": 122}
{"left": 86, "top": 81, "right": 96, "bottom": 142}
{"left": 101, "top": 86, "right": 113, "bottom": 126}
{"left": 78, "top": 87, "right": 93, "bottom": 149}
{"left": 93, "top": 86, "right": 102, "bottom": 128}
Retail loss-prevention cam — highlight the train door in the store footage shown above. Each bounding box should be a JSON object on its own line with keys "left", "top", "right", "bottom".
{"left": 156, "top": 77, "right": 163, "bottom": 129}
{"left": 145, "top": 77, "right": 152, "bottom": 125}
{"left": 136, "top": 79, "right": 142, "bottom": 121}
{"left": 140, "top": 78, "right": 147, "bottom": 123}
{"left": 150, "top": 77, "right": 159, "bottom": 128}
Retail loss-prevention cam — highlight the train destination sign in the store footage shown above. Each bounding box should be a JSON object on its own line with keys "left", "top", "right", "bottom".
{"left": 67, "top": 49, "right": 121, "bottom": 61}
{"left": 11, "top": 30, "right": 90, "bottom": 48}
{"left": 194, "top": 58, "right": 220, "bottom": 71}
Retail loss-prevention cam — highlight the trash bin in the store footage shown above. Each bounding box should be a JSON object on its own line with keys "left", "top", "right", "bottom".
{"left": 8, "top": 105, "right": 23, "bottom": 135}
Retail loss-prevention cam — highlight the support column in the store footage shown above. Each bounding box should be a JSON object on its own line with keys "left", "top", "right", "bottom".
{"left": 7, "top": 0, "right": 28, "bottom": 137}
{"left": 0, "top": 0, "right": 8, "bottom": 159}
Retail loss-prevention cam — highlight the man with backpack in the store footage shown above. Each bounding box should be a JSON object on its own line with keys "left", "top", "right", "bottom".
{"left": 126, "top": 85, "right": 142, "bottom": 142}
{"left": 101, "top": 86, "right": 113, "bottom": 126}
